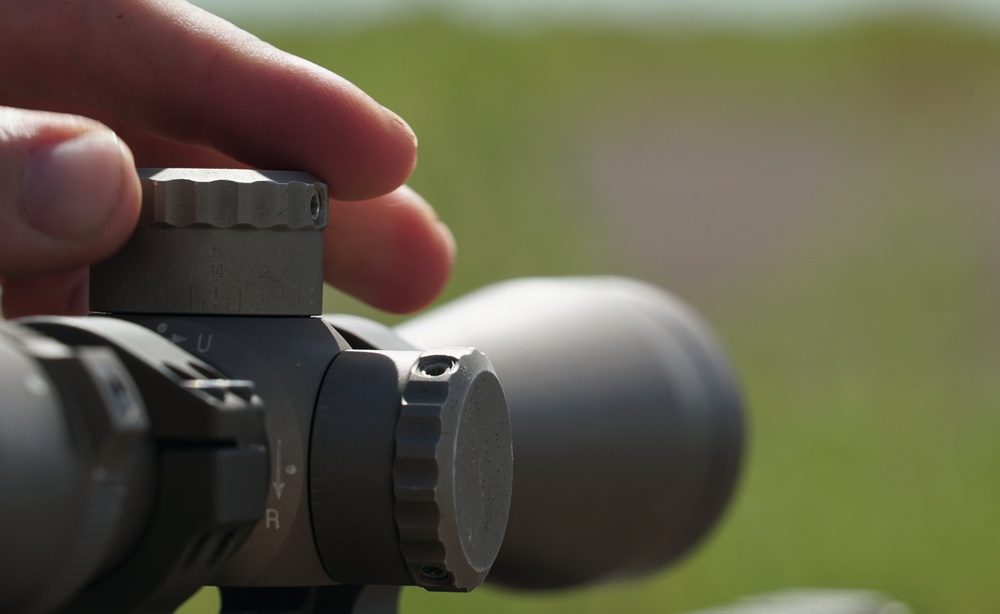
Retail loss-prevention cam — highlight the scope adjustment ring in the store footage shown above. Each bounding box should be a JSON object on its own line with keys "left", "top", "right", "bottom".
{"left": 310, "top": 347, "right": 513, "bottom": 593}
{"left": 90, "top": 168, "right": 328, "bottom": 316}
{"left": 392, "top": 349, "right": 513, "bottom": 592}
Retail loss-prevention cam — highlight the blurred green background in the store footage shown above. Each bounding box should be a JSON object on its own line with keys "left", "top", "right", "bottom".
{"left": 183, "top": 7, "right": 1000, "bottom": 614}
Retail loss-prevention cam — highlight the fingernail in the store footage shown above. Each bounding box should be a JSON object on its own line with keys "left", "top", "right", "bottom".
{"left": 23, "top": 130, "right": 127, "bottom": 239}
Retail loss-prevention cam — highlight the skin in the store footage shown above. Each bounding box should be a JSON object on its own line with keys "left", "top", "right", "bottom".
{"left": 0, "top": 0, "right": 455, "bottom": 319}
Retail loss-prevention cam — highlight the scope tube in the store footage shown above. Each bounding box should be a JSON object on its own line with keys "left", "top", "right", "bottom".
{"left": 0, "top": 323, "right": 155, "bottom": 613}
{"left": 396, "top": 277, "right": 745, "bottom": 589}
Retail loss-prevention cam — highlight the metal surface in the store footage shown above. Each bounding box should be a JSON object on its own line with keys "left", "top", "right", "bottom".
{"left": 85, "top": 168, "right": 513, "bottom": 593}
{"left": 127, "top": 315, "right": 351, "bottom": 588}
{"left": 396, "top": 276, "right": 745, "bottom": 589}
{"left": 90, "top": 169, "right": 328, "bottom": 316}
{"left": 311, "top": 348, "right": 512, "bottom": 592}
{"left": 0, "top": 324, "right": 152, "bottom": 614}
{"left": 8, "top": 317, "right": 268, "bottom": 614}
{"left": 0, "top": 164, "right": 753, "bottom": 613}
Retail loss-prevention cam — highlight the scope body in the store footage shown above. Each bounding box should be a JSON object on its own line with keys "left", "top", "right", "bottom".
{"left": 0, "top": 169, "right": 745, "bottom": 614}
{"left": 129, "top": 315, "right": 343, "bottom": 587}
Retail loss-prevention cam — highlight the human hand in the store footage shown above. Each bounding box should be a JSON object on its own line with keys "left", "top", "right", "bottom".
{"left": 0, "top": 0, "right": 454, "bottom": 319}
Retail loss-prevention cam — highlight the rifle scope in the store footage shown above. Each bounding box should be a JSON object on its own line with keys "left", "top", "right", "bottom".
{"left": 0, "top": 169, "right": 744, "bottom": 614}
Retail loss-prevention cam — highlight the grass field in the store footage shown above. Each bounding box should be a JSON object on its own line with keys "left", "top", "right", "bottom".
{"left": 181, "top": 15, "right": 1000, "bottom": 614}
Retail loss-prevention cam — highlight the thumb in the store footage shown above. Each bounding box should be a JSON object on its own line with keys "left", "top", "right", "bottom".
{"left": 0, "top": 106, "right": 140, "bottom": 277}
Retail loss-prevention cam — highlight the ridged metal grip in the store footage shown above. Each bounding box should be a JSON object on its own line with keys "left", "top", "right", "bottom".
{"left": 393, "top": 349, "right": 512, "bottom": 592}
{"left": 310, "top": 348, "right": 512, "bottom": 593}
{"left": 90, "top": 169, "right": 328, "bottom": 316}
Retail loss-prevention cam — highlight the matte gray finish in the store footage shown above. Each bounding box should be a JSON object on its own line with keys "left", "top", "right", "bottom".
{"left": 311, "top": 351, "right": 411, "bottom": 587}
{"left": 80, "top": 168, "right": 514, "bottom": 595}
{"left": 394, "top": 349, "right": 511, "bottom": 591}
{"left": 0, "top": 324, "right": 151, "bottom": 614}
{"left": 0, "top": 316, "right": 268, "bottom": 614}
{"left": 118, "top": 315, "right": 351, "bottom": 587}
{"left": 396, "top": 277, "right": 745, "bottom": 589}
{"left": 90, "top": 169, "right": 328, "bottom": 316}
{"left": 111, "top": 316, "right": 512, "bottom": 594}
{"left": 311, "top": 349, "right": 512, "bottom": 592}
{"left": 1, "top": 162, "right": 747, "bottom": 612}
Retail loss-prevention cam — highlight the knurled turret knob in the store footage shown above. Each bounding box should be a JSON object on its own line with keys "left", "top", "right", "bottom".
{"left": 310, "top": 347, "right": 513, "bottom": 592}
{"left": 90, "top": 168, "right": 327, "bottom": 316}
{"left": 392, "top": 349, "right": 513, "bottom": 592}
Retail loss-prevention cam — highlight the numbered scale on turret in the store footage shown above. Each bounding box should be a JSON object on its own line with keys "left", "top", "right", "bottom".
{"left": 90, "top": 168, "right": 327, "bottom": 316}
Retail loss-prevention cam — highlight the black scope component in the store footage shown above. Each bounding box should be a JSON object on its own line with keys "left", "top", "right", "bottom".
{"left": 0, "top": 316, "right": 268, "bottom": 614}
{"left": 0, "top": 167, "right": 744, "bottom": 614}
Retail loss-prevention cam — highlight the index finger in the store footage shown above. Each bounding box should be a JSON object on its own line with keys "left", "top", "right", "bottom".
{"left": 0, "top": 0, "right": 417, "bottom": 200}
